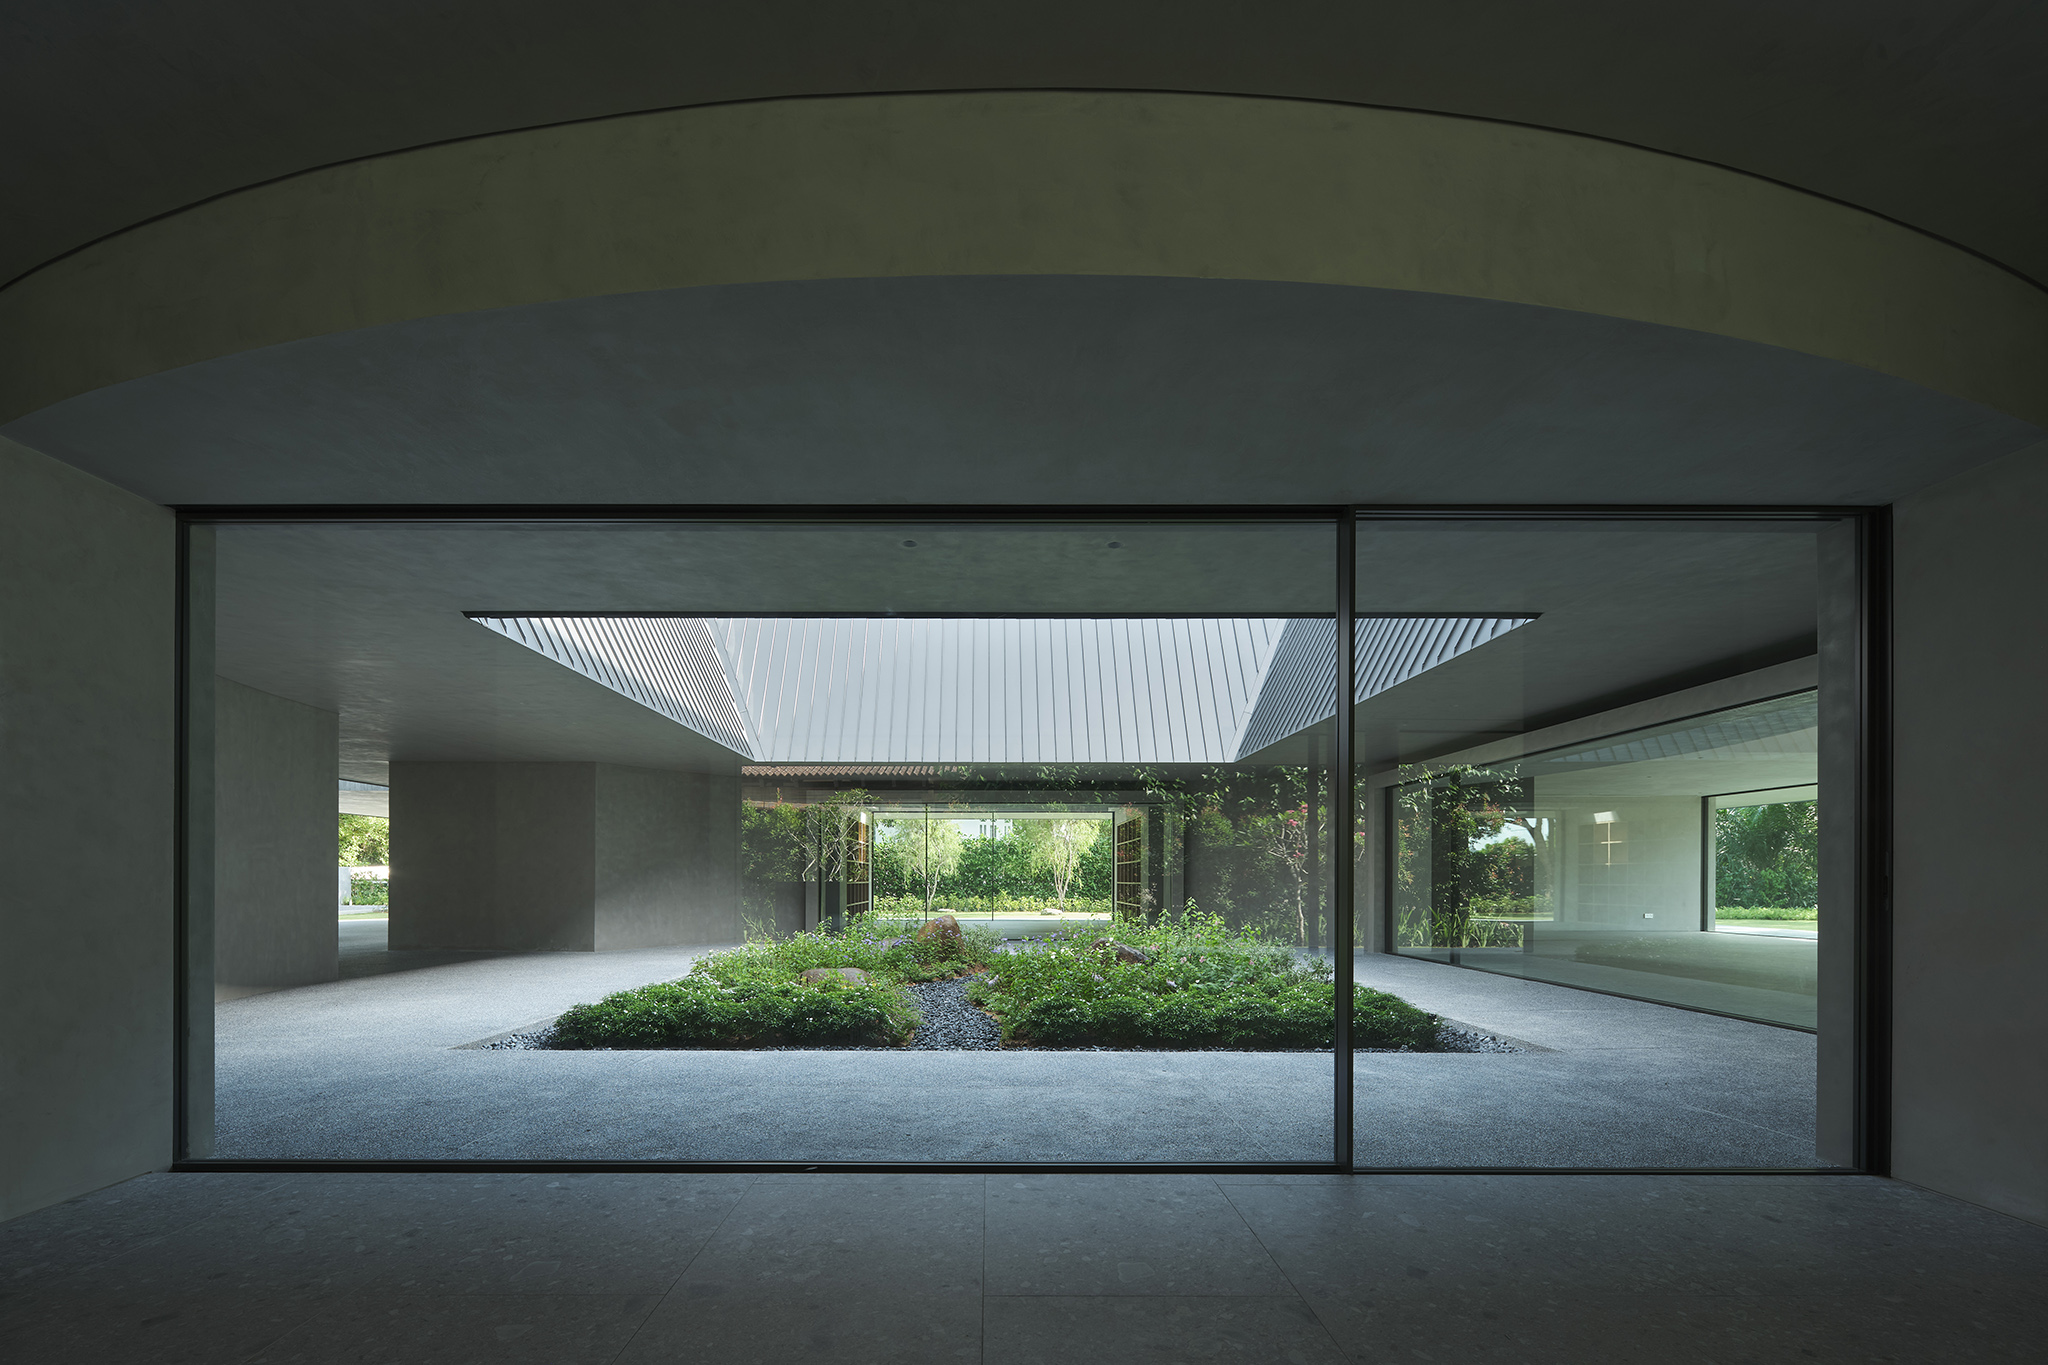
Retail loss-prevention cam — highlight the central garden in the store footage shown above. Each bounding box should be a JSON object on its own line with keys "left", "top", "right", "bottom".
{"left": 550, "top": 911, "right": 1447, "bottom": 1053}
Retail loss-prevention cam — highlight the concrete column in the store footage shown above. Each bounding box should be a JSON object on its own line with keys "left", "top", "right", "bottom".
{"left": 594, "top": 763, "right": 742, "bottom": 950}
{"left": 0, "top": 436, "right": 175, "bottom": 1222}
{"left": 391, "top": 762, "right": 740, "bottom": 951}
{"left": 213, "top": 678, "right": 339, "bottom": 999}
{"left": 1892, "top": 441, "right": 2048, "bottom": 1224}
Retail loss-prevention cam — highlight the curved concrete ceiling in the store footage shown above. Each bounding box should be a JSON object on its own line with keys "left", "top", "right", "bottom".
{"left": 6, "top": 92, "right": 2042, "bottom": 430}
{"left": 10, "top": 277, "right": 2037, "bottom": 508}
{"left": 5, "top": 2, "right": 2045, "bottom": 287}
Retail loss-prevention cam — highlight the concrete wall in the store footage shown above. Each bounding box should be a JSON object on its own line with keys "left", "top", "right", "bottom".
{"left": 1542, "top": 795, "right": 1703, "bottom": 933}
{"left": 0, "top": 436, "right": 174, "bottom": 1221}
{"left": 1892, "top": 441, "right": 2048, "bottom": 1225}
{"left": 594, "top": 766, "right": 741, "bottom": 950}
{"left": 213, "top": 677, "right": 339, "bottom": 998}
{"left": 390, "top": 761, "right": 739, "bottom": 952}
{"left": 389, "top": 763, "right": 597, "bottom": 951}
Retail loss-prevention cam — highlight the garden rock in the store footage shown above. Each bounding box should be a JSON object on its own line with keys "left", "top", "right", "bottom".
{"left": 800, "top": 967, "right": 871, "bottom": 987}
{"left": 916, "top": 914, "right": 963, "bottom": 946}
{"left": 1093, "top": 938, "right": 1151, "bottom": 965}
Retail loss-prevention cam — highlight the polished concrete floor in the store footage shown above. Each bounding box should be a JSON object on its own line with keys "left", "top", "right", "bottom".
{"left": 1437, "top": 931, "right": 1819, "bottom": 1029}
{"left": 4, "top": 1170, "right": 2044, "bottom": 1362}
{"left": 215, "top": 933, "right": 1820, "bottom": 1166}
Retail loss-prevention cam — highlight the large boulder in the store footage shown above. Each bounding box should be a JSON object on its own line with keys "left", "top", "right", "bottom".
{"left": 800, "top": 967, "right": 871, "bottom": 987}
{"left": 1093, "top": 938, "right": 1152, "bottom": 966}
{"left": 916, "top": 913, "right": 963, "bottom": 946}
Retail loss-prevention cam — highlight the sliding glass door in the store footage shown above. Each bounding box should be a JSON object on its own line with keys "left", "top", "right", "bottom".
{"left": 180, "top": 507, "right": 1878, "bottom": 1171}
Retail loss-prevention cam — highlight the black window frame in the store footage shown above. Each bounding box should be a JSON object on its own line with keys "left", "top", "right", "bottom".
{"left": 172, "top": 503, "right": 1889, "bottom": 1176}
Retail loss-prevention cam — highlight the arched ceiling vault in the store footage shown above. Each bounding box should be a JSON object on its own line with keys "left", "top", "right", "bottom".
{"left": 2, "top": 91, "right": 2043, "bottom": 435}
{"left": 5, "top": 2, "right": 2046, "bottom": 288}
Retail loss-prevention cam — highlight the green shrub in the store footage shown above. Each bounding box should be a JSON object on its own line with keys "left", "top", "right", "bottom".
{"left": 965, "top": 911, "right": 1441, "bottom": 1051}
{"left": 1715, "top": 906, "right": 1818, "bottom": 921}
{"left": 1715, "top": 801, "right": 1818, "bottom": 909}
{"left": 553, "top": 975, "right": 919, "bottom": 1049}
{"left": 551, "top": 912, "right": 1442, "bottom": 1052}
{"left": 704, "top": 917, "right": 1000, "bottom": 985}
{"left": 550, "top": 920, "right": 996, "bottom": 1049}
{"left": 345, "top": 876, "right": 388, "bottom": 906}
{"left": 338, "top": 813, "right": 388, "bottom": 865}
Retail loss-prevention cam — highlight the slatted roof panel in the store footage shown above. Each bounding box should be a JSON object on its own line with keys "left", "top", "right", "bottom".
{"left": 471, "top": 614, "right": 1533, "bottom": 765}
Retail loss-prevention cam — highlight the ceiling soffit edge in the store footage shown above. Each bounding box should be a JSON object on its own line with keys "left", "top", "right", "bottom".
{"left": 1, "top": 91, "right": 2041, "bottom": 430}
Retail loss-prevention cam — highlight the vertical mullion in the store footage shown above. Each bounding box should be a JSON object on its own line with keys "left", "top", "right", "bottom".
{"left": 1858, "top": 509, "right": 1894, "bottom": 1175}
{"left": 1334, "top": 509, "right": 1356, "bottom": 1171}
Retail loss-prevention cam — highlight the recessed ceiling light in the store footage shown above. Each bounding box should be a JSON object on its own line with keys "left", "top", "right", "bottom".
{"left": 900, "top": 540, "right": 917, "bottom": 548}
{"left": 1106, "top": 541, "right": 1123, "bottom": 549}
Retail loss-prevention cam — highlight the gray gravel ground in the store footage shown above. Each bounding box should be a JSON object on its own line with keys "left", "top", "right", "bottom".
{"left": 215, "top": 934, "right": 1822, "bottom": 1164}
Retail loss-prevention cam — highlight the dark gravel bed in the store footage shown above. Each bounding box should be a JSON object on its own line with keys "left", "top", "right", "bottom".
{"left": 905, "top": 978, "right": 1002, "bottom": 1050}
{"left": 479, "top": 1028, "right": 557, "bottom": 1050}
{"left": 1431, "top": 1025, "right": 1524, "bottom": 1054}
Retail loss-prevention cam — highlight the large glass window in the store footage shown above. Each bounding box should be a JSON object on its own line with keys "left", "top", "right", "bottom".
{"left": 1388, "top": 691, "right": 1820, "bottom": 1028}
{"left": 192, "top": 518, "right": 1344, "bottom": 1164}
{"left": 181, "top": 509, "right": 1870, "bottom": 1172}
{"left": 1351, "top": 518, "right": 1845, "bottom": 1170}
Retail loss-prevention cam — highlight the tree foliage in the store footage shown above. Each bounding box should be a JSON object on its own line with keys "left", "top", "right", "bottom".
{"left": 1392, "top": 769, "right": 1534, "bottom": 949}
{"left": 875, "top": 816, "right": 965, "bottom": 913}
{"left": 1138, "top": 764, "right": 1331, "bottom": 946}
{"left": 741, "top": 761, "right": 1343, "bottom": 945}
{"left": 1715, "top": 800, "right": 1818, "bottom": 909}
{"left": 1013, "top": 818, "right": 1102, "bottom": 909}
{"left": 869, "top": 816, "right": 1113, "bottom": 910}
{"left": 338, "top": 813, "right": 388, "bottom": 866}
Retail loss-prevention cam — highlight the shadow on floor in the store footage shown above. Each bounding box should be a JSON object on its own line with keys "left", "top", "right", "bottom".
{"left": 337, "top": 917, "right": 515, "bottom": 980}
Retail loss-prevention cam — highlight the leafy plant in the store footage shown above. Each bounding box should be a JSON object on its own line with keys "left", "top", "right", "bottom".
{"left": 875, "top": 816, "right": 964, "bottom": 914}
{"left": 1259, "top": 803, "right": 1322, "bottom": 949}
{"left": 1013, "top": 818, "right": 1103, "bottom": 910}
{"left": 1392, "top": 768, "right": 1536, "bottom": 950}
{"left": 548, "top": 908, "right": 1442, "bottom": 1052}
{"left": 965, "top": 909, "right": 1441, "bottom": 1051}
{"left": 345, "top": 877, "right": 389, "bottom": 906}
{"left": 338, "top": 813, "right": 388, "bottom": 865}
{"left": 868, "top": 893, "right": 1112, "bottom": 918}
{"left": 1715, "top": 801, "right": 1818, "bottom": 910}
{"left": 552, "top": 975, "right": 919, "bottom": 1049}
{"left": 795, "top": 789, "right": 872, "bottom": 890}
{"left": 549, "top": 919, "right": 997, "bottom": 1049}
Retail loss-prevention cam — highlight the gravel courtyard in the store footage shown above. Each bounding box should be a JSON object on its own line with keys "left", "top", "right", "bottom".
{"left": 214, "top": 929, "right": 1823, "bottom": 1166}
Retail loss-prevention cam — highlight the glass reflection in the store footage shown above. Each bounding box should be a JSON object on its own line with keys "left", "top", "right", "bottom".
{"left": 1389, "top": 691, "right": 1819, "bottom": 1028}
